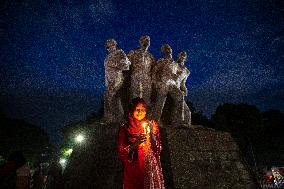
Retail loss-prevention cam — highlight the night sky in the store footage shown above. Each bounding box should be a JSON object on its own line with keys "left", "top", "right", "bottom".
{"left": 1, "top": 0, "right": 283, "bottom": 146}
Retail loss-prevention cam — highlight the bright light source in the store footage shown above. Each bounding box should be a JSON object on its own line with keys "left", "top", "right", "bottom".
{"left": 67, "top": 148, "right": 73, "bottom": 154}
{"left": 75, "top": 134, "right": 85, "bottom": 143}
{"left": 63, "top": 148, "right": 73, "bottom": 156}
{"left": 59, "top": 158, "right": 67, "bottom": 166}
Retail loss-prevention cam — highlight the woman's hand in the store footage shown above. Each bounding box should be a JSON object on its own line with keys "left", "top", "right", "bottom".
{"left": 129, "top": 133, "right": 147, "bottom": 152}
{"left": 136, "top": 133, "right": 147, "bottom": 144}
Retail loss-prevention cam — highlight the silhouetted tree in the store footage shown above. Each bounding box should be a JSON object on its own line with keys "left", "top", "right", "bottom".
{"left": 211, "top": 103, "right": 263, "bottom": 166}
{"left": 86, "top": 99, "right": 104, "bottom": 123}
{"left": 211, "top": 104, "right": 284, "bottom": 167}
{"left": 258, "top": 109, "right": 284, "bottom": 166}
{"left": 262, "top": 109, "right": 284, "bottom": 136}
{"left": 211, "top": 103, "right": 263, "bottom": 137}
{"left": 0, "top": 112, "right": 52, "bottom": 167}
{"left": 185, "top": 100, "right": 212, "bottom": 127}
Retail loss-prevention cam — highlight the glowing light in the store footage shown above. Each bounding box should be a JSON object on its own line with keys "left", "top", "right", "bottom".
{"left": 147, "top": 125, "right": 150, "bottom": 134}
{"left": 63, "top": 148, "right": 73, "bottom": 156}
{"left": 59, "top": 158, "right": 67, "bottom": 166}
{"left": 141, "top": 122, "right": 151, "bottom": 148}
{"left": 142, "top": 122, "right": 150, "bottom": 135}
{"left": 75, "top": 134, "right": 85, "bottom": 143}
{"left": 142, "top": 122, "right": 147, "bottom": 134}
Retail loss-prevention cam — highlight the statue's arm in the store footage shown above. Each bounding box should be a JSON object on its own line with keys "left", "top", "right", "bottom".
{"left": 150, "top": 53, "right": 156, "bottom": 74}
{"left": 151, "top": 59, "right": 162, "bottom": 82}
{"left": 106, "top": 51, "right": 130, "bottom": 70}
{"left": 180, "top": 77, "right": 188, "bottom": 96}
{"left": 171, "top": 69, "right": 179, "bottom": 81}
{"left": 127, "top": 50, "right": 134, "bottom": 64}
{"left": 118, "top": 50, "right": 131, "bottom": 70}
{"left": 150, "top": 54, "right": 156, "bottom": 66}
{"left": 181, "top": 70, "right": 190, "bottom": 96}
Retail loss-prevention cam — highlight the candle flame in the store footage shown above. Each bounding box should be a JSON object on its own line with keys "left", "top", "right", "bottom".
{"left": 142, "top": 122, "right": 149, "bottom": 134}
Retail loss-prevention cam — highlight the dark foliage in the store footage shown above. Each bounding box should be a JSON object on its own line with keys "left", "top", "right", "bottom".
{"left": 211, "top": 103, "right": 263, "bottom": 136}
{"left": 0, "top": 112, "right": 52, "bottom": 167}
{"left": 85, "top": 99, "right": 104, "bottom": 123}
{"left": 211, "top": 103, "right": 284, "bottom": 167}
{"left": 186, "top": 100, "right": 212, "bottom": 127}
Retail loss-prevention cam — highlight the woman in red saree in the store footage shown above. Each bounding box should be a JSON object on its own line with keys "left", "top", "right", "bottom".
{"left": 118, "top": 97, "right": 165, "bottom": 189}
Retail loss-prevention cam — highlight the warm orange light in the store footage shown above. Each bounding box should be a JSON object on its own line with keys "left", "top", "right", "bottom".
{"left": 142, "top": 121, "right": 150, "bottom": 135}
{"left": 142, "top": 122, "right": 147, "bottom": 134}
{"left": 141, "top": 121, "right": 150, "bottom": 148}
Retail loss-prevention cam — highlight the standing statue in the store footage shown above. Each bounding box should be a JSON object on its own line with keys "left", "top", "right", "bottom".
{"left": 104, "top": 39, "right": 131, "bottom": 123}
{"left": 176, "top": 51, "right": 191, "bottom": 125}
{"left": 152, "top": 44, "right": 184, "bottom": 124}
{"left": 127, "top": 36, "right": 155, "bottom": 106}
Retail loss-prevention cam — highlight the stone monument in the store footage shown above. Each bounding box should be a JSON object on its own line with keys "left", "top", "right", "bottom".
{"left": 175, "top": 51, "right": 191, "bottom": 125}
{"left": 151, "top": 44, "right": 184, "bottom": 125}
{"left": 61, "top": 36, "right": 258, "bottom": 189}
{"left": 127, "top": 35, "right": 155, "bottom": 106}
{"left": 103, "top": 39, "right": 131, "bottom": 123}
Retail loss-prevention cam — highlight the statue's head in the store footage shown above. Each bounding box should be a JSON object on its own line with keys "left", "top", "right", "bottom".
{"left": 139, "top": 35, "right": 150, "bottom": 50}
{"left": 105, "top": 39, "right": 117, "bottom": 52}
{"left": 161, "top": 44, "right": 172, "bottom": 56}
{"left": 177, "top": 51, "right": 187, "bottom": 65}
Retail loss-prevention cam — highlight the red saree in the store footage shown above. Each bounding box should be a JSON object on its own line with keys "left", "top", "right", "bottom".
{"left": 118, "top": 117, "right": 165, "bottom": 189}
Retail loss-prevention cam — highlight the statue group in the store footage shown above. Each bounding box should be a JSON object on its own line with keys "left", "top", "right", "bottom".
{"left": 104, "top": 35, "right": 191, "bottom": 126}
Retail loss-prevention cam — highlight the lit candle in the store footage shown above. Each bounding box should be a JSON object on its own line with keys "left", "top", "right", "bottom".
{"left": 146, "top": 124, "right": 150, "bottom": 134}
{"left": 142, "top": 122, "right": 148, "bottom": 134}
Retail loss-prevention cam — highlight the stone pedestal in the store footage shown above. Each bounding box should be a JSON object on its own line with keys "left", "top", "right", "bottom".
{"left": 62, "top": 123, "right": 258, "bottom": 189}
{"left": 162, "top": 125, "right": 257, "bottom": 189}
{"left": 62, "top": 122, "right": 122, "bottom": 189}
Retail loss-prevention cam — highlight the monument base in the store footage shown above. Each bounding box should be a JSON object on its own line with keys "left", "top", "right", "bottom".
{"left": 62, "top": 122, "right": 258, "bottom": 189}
{"left": 160, "top": 125, "right": 258, "bottom": 189}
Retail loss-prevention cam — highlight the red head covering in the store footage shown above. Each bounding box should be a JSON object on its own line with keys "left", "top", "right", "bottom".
{"left": 127, "top": 97, "right": 147, "bottom": 137}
